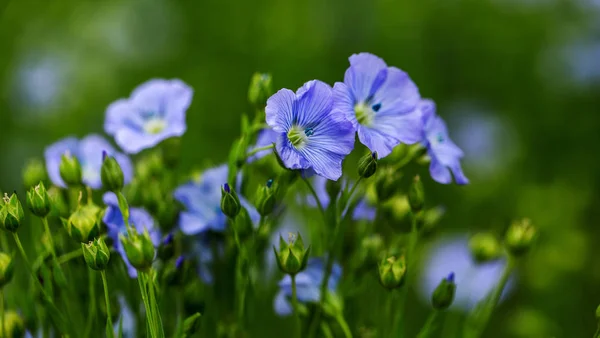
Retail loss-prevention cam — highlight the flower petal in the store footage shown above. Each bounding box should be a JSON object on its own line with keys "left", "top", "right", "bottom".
{"left": 274, "top": 290, "right": 293, "bottom": 316}
{"left": 429, "top": 157, "right": 452, "bottom": 184}
{"left": 372, "top": 67, "right": 420, "bottom": 117}
{"left": 332, "top": 82, "right": 358, "bottom": 130}
{"left": 294, "top": 80, "right": 333, "bottom": 127}
{"left": 266, "top": 88, "right": 296, "bottom": 133}
{"left": 344, "top": 53, "right": 388, "bottom": 102}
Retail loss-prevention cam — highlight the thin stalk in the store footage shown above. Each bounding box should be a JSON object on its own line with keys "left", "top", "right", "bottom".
{"left": 116, "top": 191, "right": 134, "bottom": 237}
{"left": 245, "top": 144, "right": 274, "bottom": 159}
{"left": 57, "top": 249, "right": 84, "bottom": 265}
{"left": 393, "top": 216, "right": 420, "bottom": 337}
{"left": 146, "top": 272, "right": 165, "bottom": 338}
{"left": 138, "top": 273, "right": 155, "bottom": 337}
{"left": 291, "top": 274, "right": 301, "bottom": 338}
{"left": 416, "top": 311, "right": 441, "bottom": 338}
{"left": 301, "top": 178, "right": 326, "bottom": 220}
{"left": 84, "top": 269, "right": 97, "bottom": 337}
{"left": 101, "top": 271, "right": 115, "bottom": 338}
{"left": 335, "top": 313, "right": 353, "bottom": 338}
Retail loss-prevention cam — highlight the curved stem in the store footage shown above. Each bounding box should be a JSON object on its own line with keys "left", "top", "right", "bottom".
{"left": 84, "top": 269, "right": 97, "bottom": 337}
{"left": 291, "top": 274, "right": 301, "bottom": 338}
{"left": 57, "top": 249, "right": 84, "bottom": 265}
{"left": 101, "top": 271, "right": 115, "bottom": 338}
{"left": 116, "top": 191, "right": 134, "bottom": 237}
{"left": 301, "top": 178, "right": 326, "bottom": 221}
{"left": 416, "top": 310, "right": 441, "bottom": 338}
{"left": 335, "top": 313, "right": 353, "bottom": 338}
{"left": 138, "top": 273, "right": 155, "bottom": 337}
{"left": 245, "top": 144, "right": 274, "bottom": 159}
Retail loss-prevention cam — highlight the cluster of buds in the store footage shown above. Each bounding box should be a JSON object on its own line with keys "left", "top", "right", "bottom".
{"left": 273, "top": 232, "right": 311, "bottom": 275}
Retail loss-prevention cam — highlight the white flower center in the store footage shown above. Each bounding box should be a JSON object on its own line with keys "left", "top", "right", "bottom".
{"left": 144, "top": 119, "right": 167, "bottom": 135}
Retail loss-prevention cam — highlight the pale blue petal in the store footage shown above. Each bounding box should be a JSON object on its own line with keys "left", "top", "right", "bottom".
{"left": 294, "top": 80, "right": 333, "bottom": 127}
{"left": 332, "top": 82, "right": 359, "bottom": 130}
{"left": 344, "top": 53, "right": 388, "bottom": 102}
{"left": 429, "top": 157, "right": 452, "bottom": 184}
{"left": 266, "top": 88, "right": 296, "bottom": 133}
{"left": 274, "top": 290, "right": 293, "bottom": 316}
{"left": 371, "top": 67, "right": 420, "bottom": 117}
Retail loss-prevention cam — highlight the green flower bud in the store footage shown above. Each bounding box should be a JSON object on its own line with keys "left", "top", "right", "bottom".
{"left": 82, "top": 237, "right": 110, "bottom": 270}
{"left": 0, "top": 193, "right": 24, "bottom": 233}
{"left": 61, "top": 203, "right": 101, "bottom": 243}
{"left": 220, "top": 183, "right": 241, "bottom": 218}
{"left": 26, "top": 182, "right": 51, "bottom": 218}
{"left": 183, "top": 312, "right": 202, "bottom": 337}
{"left": 358, "top": 152, "right": 378, "bottom": 179}
{"left": 256, "top": 179, "right": 276, "bottom": 216}
{"left": 375, "top": 168, "right": 402, "bottom": 202}
{"left": 432, "top": 273, "right": 456, "bottom": 310}
{"left": 22, "top": 158, "right": 48, "bottom": 190}
{"left": 1, "top": 311, "right": 25, "bottom": 338}
{"left": 47, "top": 186, "right": 69, "bottom": 218}
{"left": 59, "top": 151, "right": 82, "bottom": 186}
{"left": 505, "top": 218, "right": 536, "bottom": 257}
{"left": 469, "top": 233, "right": 502, "bottom": 264}
{"left": 378, "top": 255, "right": 407, "bottom": 290}
{"left": 101, "top": 152, "right": 124, "bottom": 192}
{"left": 0, "top": 252, "right": 14, "bottom": 288}
{"left": 120, "top": 228, "right": 155, "bottom": 272}
{"left": 273, "top": 232, "right": 311, "bottom": 275}
{"left": 248, "top": 73, "right": 272, "bottom": 107}
{"left": 408, "top": 175, "right": 425, "bottom": 213}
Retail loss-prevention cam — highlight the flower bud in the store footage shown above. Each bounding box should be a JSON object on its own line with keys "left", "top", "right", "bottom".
{"left": 0, "top": 252, "right": 14, "bottom": 288}
{"left": 505, "top": 218, "right": 536, "bottom": 257}
{"left": 469, "top": 233, "right": 502, "bottom": 264}
{"left": 48, "top": 186, "right": 69, "bottom": 218}
{"left": 1, "top": 311, "right": 25, "bottom": 338}
{"left": 183, "top": 312, "right": 202, "bottom": 337}
{"left": 101, "top": 152, "right": 125, "bottom": 192}
{"left": 273, "top": 232, "right": 311, "bottom": 276}
{"left": 59, "top": 151, "right": 82, "bottom": 186}
{"left": 432, "top": 272, "right": 456, "bottom": 310}
{"left": 0, "top": 193, "right": 24, "bottom": 233}
{"left": 120, "top": 228, "right": 155, "bottom": 272}
{"left": 248, "top": 73, "right": 273, "bottom": 107}
{"left": 26, "top": 182, "right": 52, "bottom": 218}
{"left": 375, "top": 168, "right": 402, "bottom": 202}
{"left": 61, "top": 204, "right": 101, "bottom": 243}
{"left": 22, "top": 158, "right": 48, "bottom": 189}
{"left": 82, "top": 237, "right": 110, "bottom": 270}
{"left": 408, "top": 175, "right": 425, "bottom": 213}
{"left": 220, "top": 183, "right": 241, "bottom": 218}
{"left": 157, "top": 233, "right": 175, "bottom": 261}
{"left": 358, "top": 152, "right": 378, "bottom": 179}
{"left": 256, "top": 179, "right": 276, "bottom": 217}
{"left": 378, "top": 255, "right": 407, "bottom": 290}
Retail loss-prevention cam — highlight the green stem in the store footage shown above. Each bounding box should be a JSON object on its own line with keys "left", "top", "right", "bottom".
{"left": 393, "top": 215, "right": 420, "bottom": 337}
{"left": 489, "top": 258, "right": 514, "bottom": 310}
{"left": 416, "top": 311, "right": 441, "bottom": 338}
{"left": 146, "top": 272, "right": 165, "bottom": 338}
{"left": 302, "top": 178, "right": 327, "bottom": 221}
{"left": 0, "top": 288, "right": 4, "bottom": 338}
{"left": 116, "top": 191, "right": 134, "bottom": 237}
{"left": 138, "top": 273, "right": 155, "bottom": 337}
{"left": 84, "top": 268, "right": 97, "bottom": 337}
{"left": 57, "top": 249, "right": 84, "bottom": 265}
{"left": 291, "top": 274, "right": 301, "bottom": 338}
{"left": 245, "top": 143, "right": 274, "bottom": 159}
{"left": 101, "top": 271, "right": 115, "bottom": 338}
{"left": 335, "top": 313, "right": 353, "bottom": 338}
{"left": 343, "top": 177, "right": 363, "bottom": 208}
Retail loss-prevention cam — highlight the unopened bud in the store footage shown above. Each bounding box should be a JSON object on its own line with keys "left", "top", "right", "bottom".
{"left": 26, "top": 182, "right": 51, "bottom": 218}
{"left": 101, "top": 152, "right": 125, "bottom": 192}
{"left": 378, "top": 255, "right": 407, "bottom": 290}
{"left": 432, "top": 272, "right": 456, "bottom": 310}
{"left": 273, "top": 232, "right": 311, "bottom": 275}
{"left": 59, "top": 151, "right": 82, "bottom": 186}
{"left": 220, "top": 183, "right": 241, "bottom": 218}
{"left": 0, "top": 252, "right": 14, "bottom": 288}
{"left": 505, "top": 218, "right": 536, "bottom": 257}
{"left": 61, "top": 203, "right": 102, "bottom": 243}
{"left": 82, "top": 237, "right": 111, "bottom": 270}
{"left": 256, "top": 179, "right": 276, "bottom": 216}
{"left": 22, "top": 158, "right": 48, "bottom": 189}
{"left": 469, "top": 233, "right": 502, "bottom": 264}
{"left": 358, "top": 152, "right": 378, "bottom": 179}
{"left": 408, "top": 175, "right": 425, "bottom": 213}
{"left": 248, "top": 73, "right": 273, "bottom": 107}
{"left": 0, "top": 193, "right": 24, "bottom": 233}
{"left": 120, "top": 228, "right": 155, "bottom": 272}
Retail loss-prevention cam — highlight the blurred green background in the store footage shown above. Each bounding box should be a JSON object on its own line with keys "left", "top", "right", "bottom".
{"left": 1, "top": 0, "right": 599, "bottom": 336}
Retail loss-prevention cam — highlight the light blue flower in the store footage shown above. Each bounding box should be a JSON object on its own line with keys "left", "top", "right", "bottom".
{"left": 103, "top": 192, "right": 161, "bottom": 278}
{"left": 305, "top": 176, "right": 375, "bottom": 221}
{"left": 44, "top": 134, "right": 132, "bottom": 189}
{"left": 333, "top": 53, "right": 422, "bottom": 158}
{"left": 266, "top": 80, "right": 355, "bottom": 181}
{"left": 105, "top": 79, "right": 193, "bottom": 154}
{"left": 274, "top": 257, "right": 342, "bottom": 316}
{"left": 418, "top": 235, "right": 514, "bottom": 311}
{"left": 173, "top": 164, "right": 259, "bottom": 235}
{"left": 419, "top": 99, "right": 468, "bottom": 185}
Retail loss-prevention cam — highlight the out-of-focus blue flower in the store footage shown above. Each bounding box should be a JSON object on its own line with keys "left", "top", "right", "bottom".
{"left": 247, "top": 128, "right": 279, "bottom": 162}
{"left": 419, "top": 100, "right": 468, "bottom": 185}
{"left": 418, "top": 235, "right": 514, "bottom": 311}
{"left": 266, "top": 80, "right": 355, "bottom": 181}
{"left": 115, "top": 295, "right": 136, "bottom": 338}
{"left": 191, "top": 233, "right": 225, "bottom": 284}
{"left": 173, "top": 164, "right": 259, "bottom": 235}
{"left": 305, "top": 176, "right": 375, "bottom": 221}
{"left": 333, "top": 53, "right": 422, "bottom": 158}
{"left": 103, "top": 192, "right": 161, "bottom": 278}
{"left": 274, "top": 257, "right": 342, "bottom": 316}
{"left": 105, "top": 79, "right": 193, "bottom": 154}
{"left": 44, "top": 134, "right": 132, "bottom": 189}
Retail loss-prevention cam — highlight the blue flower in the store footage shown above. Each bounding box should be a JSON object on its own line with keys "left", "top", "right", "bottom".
{"left": 274, "top": 257, "right": 342, "bottom": 316}
{"left": 306, "top": 176, "right": 375, "bottom": 221}
{"left": 44, "top": 134, "right": 132, "bottom": 189}
{"left": 191, "top": 233, "right": 225, "bottom": 284}
{"left": 333, "top": 53, "right": 422, "bottom": 158}
{"left": 419, "top": 99, "right": 468, "bottom": 185}
{"left": 103, "top": 192, "right": 161, "bottom": 278}
{"left": 247, "top": 128, "right": 278, "bottom": 162}
{"left": 105, "top": 79, "right": 193, "bottom": 154}
{"left": 173, "top": 164, "right": 259, "bottom": 235}
{"left": 266, "top": 80, "right": 355, "bottom": 181}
